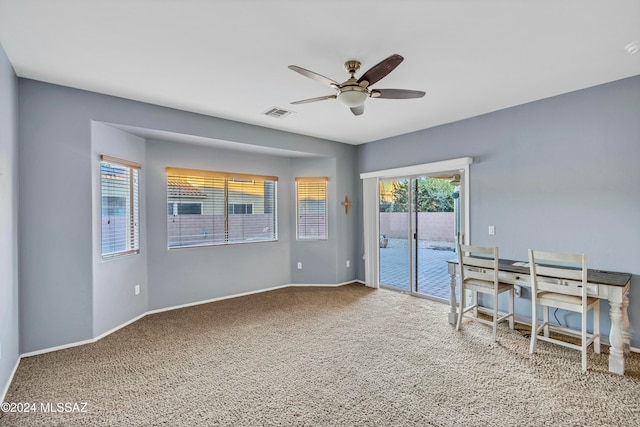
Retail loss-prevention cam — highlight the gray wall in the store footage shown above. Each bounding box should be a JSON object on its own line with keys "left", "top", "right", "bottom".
{"left": 357, "top": 75, "right": 640, "bottom": 345}
{"left": 0, "top": 43, "right": 19, "bottom": 399}
{"left": 146, "top": 140, "right": 292, "bottom": 309}
{"left": 18, "top": 79, "right": 359, "bottom": 354}
{"left": 288, "top": 152, "right": 359, "bottom": 285}
{"left": 91, "top": 123, "right": 148, "bottom": 336}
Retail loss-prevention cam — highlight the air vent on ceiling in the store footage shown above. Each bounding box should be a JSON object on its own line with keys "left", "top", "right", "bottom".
{"left": 264, "top": 107, "right": 294, "bottom": 119}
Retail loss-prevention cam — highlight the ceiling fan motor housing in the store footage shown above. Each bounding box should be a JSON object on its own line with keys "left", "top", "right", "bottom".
{"left": 336, "top": 82, "right": 368, "bottom": 107}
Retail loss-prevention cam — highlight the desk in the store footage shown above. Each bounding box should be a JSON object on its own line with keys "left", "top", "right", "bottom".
{"left": 447, "top": 259, "right": 632, "bottom": 375}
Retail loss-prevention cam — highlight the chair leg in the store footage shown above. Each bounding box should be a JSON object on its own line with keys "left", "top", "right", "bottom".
{"left": 493, "top": 292, "right": 498, "bottom": 342}
{"left": 582, "top": 308, "right": 588, "bottom": 373}
{"left": 472, "top": 290, "right": 478, "bottom": 318}
{"left": 594, "top": 303, "right": 601, "bottom": 354}
{"left": 543, "top": 306, "right": 550, "bottom": 338}
{"left": 508, "top": 288, "right": 515, "bottom": 330}
{"left": 456, "top": 287, "right": 465, "bottom": 331}
{"left": 530, "top": 302, "right": 537, "bottom": 354}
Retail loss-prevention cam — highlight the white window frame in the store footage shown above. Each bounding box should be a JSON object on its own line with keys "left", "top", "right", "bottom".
{"left": 100, "top": 155, "right": 141, "bottom": 259}
{"left": 166, "top": 167, "right": 278, "bottom": 249}
{"left": 295, "top": 177, "right": 328, "bottom": 241}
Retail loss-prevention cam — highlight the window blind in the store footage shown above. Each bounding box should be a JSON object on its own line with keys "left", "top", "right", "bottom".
{"left": 100, "top": 156, "right": 141, "bottom": 258}
{"left": 167, "top": 168, "right": 278, "bottom": 248}
{"left": 296, "top": 177, "right": 328, "bottom": 240}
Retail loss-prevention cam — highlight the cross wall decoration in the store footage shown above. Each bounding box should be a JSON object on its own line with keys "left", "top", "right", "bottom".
{"left": 341, "top": 196, "right": 352, "bottom": 215}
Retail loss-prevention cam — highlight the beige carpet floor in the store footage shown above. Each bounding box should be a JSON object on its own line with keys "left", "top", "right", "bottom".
{"left": 2, "top": 283, "right": 640, "bottom": 426}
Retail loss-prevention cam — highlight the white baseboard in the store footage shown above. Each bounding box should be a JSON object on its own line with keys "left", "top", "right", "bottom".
{"left": 20, "top": 312, "right": 150, "bottom": 359}
{"left": 288, "top": 280, "right": 361, "bottom": 288}
{"left": 93, "top": 312, "right": 149, "bottom": 342}
{"left": 21, "top": 281, "right": 361, "bottom": 359}
{"left": 1, "top": 355, "right": 21, "bottom": 403}
{"left": 146, "top": 284, "right": 292, "bottom": 316}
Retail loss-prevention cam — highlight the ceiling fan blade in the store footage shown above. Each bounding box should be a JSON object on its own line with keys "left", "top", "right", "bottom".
{"left": 290, "top": 95, "right": 336, "bottom": 105}
{"left": 357, "top": 54, "right": 404, "bottom": 87}
{"left": 370, "top": 89, "right": 426, "bottom": 99}
{"left": 288, "top": 65, "right": 340, "bottom": 88}
{"left": 350, "top": 104, "right": 364, "bottom": 116}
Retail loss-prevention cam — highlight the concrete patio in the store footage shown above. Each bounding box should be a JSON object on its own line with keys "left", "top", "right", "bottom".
{"left": 379, "top": 238, "right": 460, "bottom": 301}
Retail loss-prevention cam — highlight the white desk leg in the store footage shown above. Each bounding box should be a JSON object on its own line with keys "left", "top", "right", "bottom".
{"left": 448, "top": 264, "right": 457, "bottom": 325}
{"left": 608, "top": 287, "right": 626, "bottom": 375}
{"left": 623, "top": 285, "right": 631, "bottom": 354}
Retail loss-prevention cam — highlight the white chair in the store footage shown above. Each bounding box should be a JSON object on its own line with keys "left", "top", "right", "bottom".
{"left": 528, "top": 249, "right": 600, "bottom": 372}
{"left": 456, "top": 244, "right": 514, "bottom": 341}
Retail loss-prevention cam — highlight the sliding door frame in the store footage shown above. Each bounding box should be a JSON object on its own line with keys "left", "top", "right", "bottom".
{"left": 360, "top": 157, "right": 473, "bottom": 289}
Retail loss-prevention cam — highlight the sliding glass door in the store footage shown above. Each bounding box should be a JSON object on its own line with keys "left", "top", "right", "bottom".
{"left": 378, "top": 178, "right": 411, "bottom": 291}
{"left": 414, "top": 175, "right": 461, "bottom": 300}
{"left": 379, "top": 173, "right": 464, "bottom": 301}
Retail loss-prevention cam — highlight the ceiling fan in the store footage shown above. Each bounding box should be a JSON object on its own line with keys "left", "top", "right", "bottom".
{"left": 288, "top": 54, "right": 425, "bottom": 116}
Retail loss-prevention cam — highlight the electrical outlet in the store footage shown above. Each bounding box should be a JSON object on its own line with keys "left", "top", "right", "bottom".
{"left": 297, "top": 262, "right": 302, "bottom": 270}
{"left": 135, "top": 284, "right": 140, "bottom": 295}
{"left": 346, "top": 260, "right": 351, "bottom": 268}
{"left": 514, "top": 285, "right": 522, "bottom": 298}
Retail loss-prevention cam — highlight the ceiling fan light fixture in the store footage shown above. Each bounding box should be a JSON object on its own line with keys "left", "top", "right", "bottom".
{"left": 336, "top": 88, "right": 368, "bottom": 107}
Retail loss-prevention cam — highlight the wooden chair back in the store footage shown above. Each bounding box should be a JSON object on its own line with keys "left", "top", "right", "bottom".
{"left": 528, "top": 250, "right": 587, "bottom": 299}
{"left": 457, "top": 244, "right": 499, "bottom": 286}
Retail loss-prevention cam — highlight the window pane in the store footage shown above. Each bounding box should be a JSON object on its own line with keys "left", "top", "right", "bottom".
{"left": 167, "top": 175, "right": 224, "bottom": 247}
{"left": 101, "top": 161, "right": 139, "bottom": 257}
{"left": 228, "top": 179, "right": 275, "bottom": 243}
{"left": 167, "top": 172, "right": 277, "bottom": 248}
{"left": 177, "top": 203, "right": 202, "bottom": 215}
{"left": 297, "top": 180, "right": 327, "bottom": 240}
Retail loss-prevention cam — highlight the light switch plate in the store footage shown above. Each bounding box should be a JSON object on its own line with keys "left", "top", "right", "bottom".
{"left": 488, "top": 225, "right": 495, "bottom": 235}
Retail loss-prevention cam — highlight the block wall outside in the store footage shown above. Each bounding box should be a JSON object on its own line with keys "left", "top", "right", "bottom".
{"left": 379, "top": 212, "right": 455, "bottom": 241}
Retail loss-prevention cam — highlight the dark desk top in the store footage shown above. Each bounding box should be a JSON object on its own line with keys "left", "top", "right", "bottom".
{"left": 447, "top": 258, "right": 632, "bottom": 288}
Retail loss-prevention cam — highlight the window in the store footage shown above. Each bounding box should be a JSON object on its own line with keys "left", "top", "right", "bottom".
{"left": 296, "top": 177, "right": 328, "bottom": 240}
{"left": 167, "top": 168, "right": 278, "bottom": 248}
{"left": 101, "top": 155, "right": 141, "bottom": 258}
{"left": 168, "top": 202, "right": 203, "bottom": 215}
{"left": 229, "top": 204, "right": 253, "bottom": 215}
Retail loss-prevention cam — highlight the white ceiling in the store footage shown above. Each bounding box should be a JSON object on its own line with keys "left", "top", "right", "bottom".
{"left": 1, "top": 0, "right": 639, "bottom": 145}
